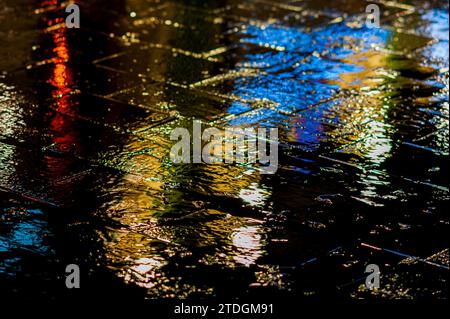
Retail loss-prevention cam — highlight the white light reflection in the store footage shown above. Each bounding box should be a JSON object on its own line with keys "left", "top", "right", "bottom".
{"left": 231, "top": 226, "right": 264, "bottom": 267}
{"left": 239, "top": 182, "right": 270, "bottom": 207}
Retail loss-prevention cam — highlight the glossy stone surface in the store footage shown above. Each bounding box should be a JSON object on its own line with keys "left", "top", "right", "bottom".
{"left": 0, "top": 0, "right": 448, "bottom": 301}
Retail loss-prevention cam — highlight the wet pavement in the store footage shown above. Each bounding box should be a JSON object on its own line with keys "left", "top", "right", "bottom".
{"left": 0, "top": 0, "right": 449, "bottom": 302}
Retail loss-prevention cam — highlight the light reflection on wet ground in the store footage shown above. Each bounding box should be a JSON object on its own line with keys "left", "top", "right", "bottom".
{"left": 0, "top": 0, "right": 449, "bottom": 301}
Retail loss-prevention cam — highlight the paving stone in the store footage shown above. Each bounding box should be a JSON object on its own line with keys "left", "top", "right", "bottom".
{"left": 0, "top": 0, "right": 448, "bottom": 301}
